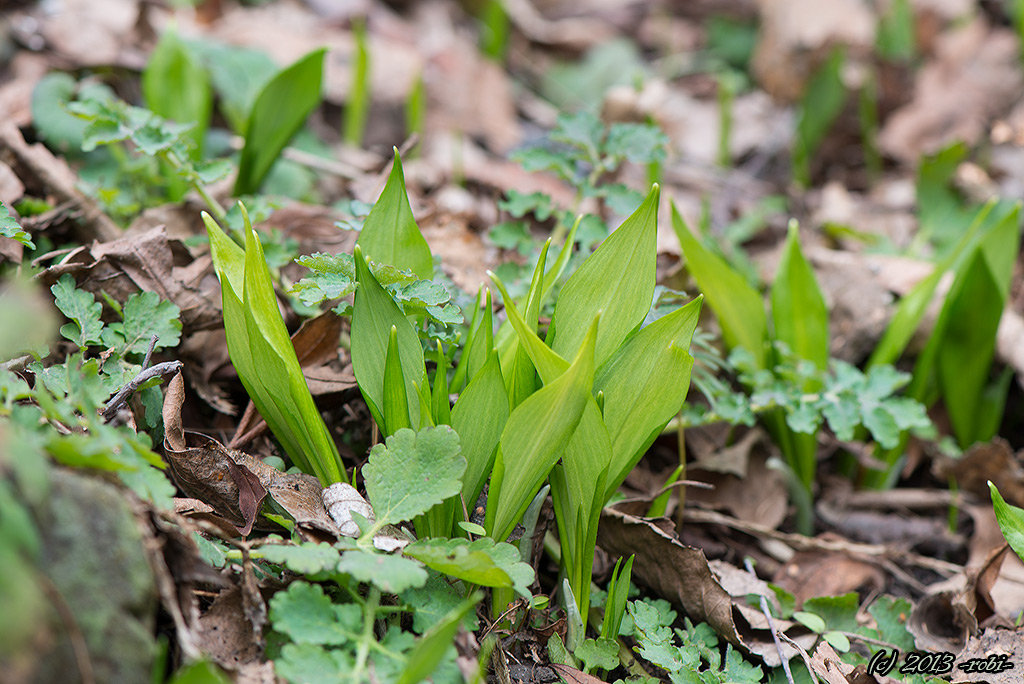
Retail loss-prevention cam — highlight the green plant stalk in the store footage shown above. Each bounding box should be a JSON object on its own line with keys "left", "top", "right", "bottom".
{"left": 352, "top": 586, "right": 381, "bottom": 683}
{"left": 344, "top": 17, "right": 371, "bottom": 147}
{"left": 717, "top": 71, "right": 736, "bottom": 167}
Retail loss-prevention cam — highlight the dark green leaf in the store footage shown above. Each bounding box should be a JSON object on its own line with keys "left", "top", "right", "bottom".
{"left": 404, "top": 537, "right": 534, "bottom": 597}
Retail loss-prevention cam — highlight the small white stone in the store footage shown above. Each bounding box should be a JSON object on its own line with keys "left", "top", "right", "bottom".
{"left": 322, "top": 483, "right": 374, "bottom": 538}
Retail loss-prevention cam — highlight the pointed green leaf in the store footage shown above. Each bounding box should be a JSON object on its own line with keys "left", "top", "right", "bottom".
{"left": 550, "top": 185, "right": 659, "bottom": 365}
{"left": 500, "top": 241, "right": 550, "bottom": 407}
{"left": 771, "top": 221, "right": 828, "bottom": 377}
{"left": 234, "top": 48, "right": 325, "bottom": 195}
{"left": 596, "top": 297, "right": 701, "bottom": 497}
{"left": 356, "top": 149, "right": 433, "bottom": 279}
{"left": 352, "top": 245, "right": 426, "bottom": 432}
{"left": 672, "top": 203, "right": 768, "bottom": 367}
{"left": 489, "top": 270, "right": 568, "bottom": 383}
{"left": 383, "top": 326, "right": 412, "bottom": 435}
{"left": 990, "top": 482, "right": 1024, "bottom": 565}
{"left": 431, "top": 341, "right": 451, "bottom": 425}
{"left": 451, "top": 350, "right": 509, "bottom": 506}
{"left": 487, "top": 316, "right": 597, "bottom": 542}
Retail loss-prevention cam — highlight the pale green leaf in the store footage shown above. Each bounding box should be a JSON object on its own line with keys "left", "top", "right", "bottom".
{"left": 259, "top": 542, "right": 341, "bottom": 575}
{"left": 550, "top": 184, "right": 659, "bottom": 365}
{"left": 771, "top": 222, "right": 828, "bottom": 379}
{"left": 362, "top": 426, "right": 465, "bottom": 526}
{"left": 672, "top": 203, "right": 768, "bottom": 367}
{"left": 352, "top": 245, "right": 426, "bottom": 431}
{"left": 51, "top": 275, "right": 103, "bottom": 348}
{"left": 451, "top": 350, "right": 508, "bottom": 505}
{"left": 989, "top": 482, "right": 1024, "bottom": 566}
{"left": 337, "top": 548, "right": 427, "bottom": 593}
{"left": 356, "top": 149, "right": 433, "bottom": 279}
{"left": 403, "top": 537, "right": 534, "bottom": 596}
{"left": 268, "top": 582, "right": 360, "bottom": 645}
{"left": 142, "top": 29, "right": 211, "bottom": 155}
{"left": 487, "top": 317, "right": 597, "bottom": 542}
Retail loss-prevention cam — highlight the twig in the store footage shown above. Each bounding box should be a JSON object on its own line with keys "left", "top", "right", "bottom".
{"left": 744, "top": 557, "right": 794, "bottom": 684}
{"left": 102, "top": 360, "right": 182, "bottom": 422}
{"left": 683, "top": 508, "right": 963, "bottom": 576}
{"left": 141, "top": 334, "right": 158, "bottom": 370}
{"left": 777, "top": 631, "right": 821, "bottom": 684}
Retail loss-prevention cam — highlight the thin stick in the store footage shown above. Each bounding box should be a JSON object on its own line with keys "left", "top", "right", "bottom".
{"left": 102, "top": 360, "right": 182, "bottom": 422}
{"left": 141, "top": 334, "right": 159, "bottom": 371}
{"left": 744, "top": 557, "right": 794, "bottom": 684}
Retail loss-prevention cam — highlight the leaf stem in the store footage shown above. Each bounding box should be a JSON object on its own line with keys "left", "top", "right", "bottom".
{"left": 352, "top": 586, "right": 381, "bottom": 682}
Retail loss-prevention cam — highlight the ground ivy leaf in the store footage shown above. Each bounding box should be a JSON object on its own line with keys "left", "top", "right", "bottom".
{"left": 867, "top": 596, "right": 915, "bottom": 651}
{"left": 822, "top": 396, "right": 861, "bottom": 441}
{"left": 499, "top": 190, "right": 553, "bottom": 220}
{"left": 260, "top": 542, "right": 341, "bottom": 575}
{"left": 604, "top": 122, "right": 669, "bottom": 164}
{"left": 863, "top": 405, "right": 900, "bottom": 448}
{"left": 274, "top": 643, "right": 354, "bottom": 684}
{"left": 362, "top": 426, "right": 465, "bottom": 525}
{"left": 121, "top": 291, "right": 182, "bottom": 353}
{"left": 268, "top": 582, "right": 360, "bottom": 645}
{"left": 723, "top": 645, "right": 763, "bottom": 683}
{"left": 401, "top": 574, "right": 478, "bottom": 634}
{"left": 552, "top": 110, "right": 604, "bottom": 154}
{"left": 337, "top": 548, "right": 427, "bottom": 594}
{"left": 0, "top": 202, "right": 33, "bottom": 248}
{"left": 51, "top": 275, "right": 104, "bottom": 348}
{"left": 403, "top": 537, "right": 535, "bottom": 597}
{"left": 576, "top": 637, "right": 619, "bottom": 672}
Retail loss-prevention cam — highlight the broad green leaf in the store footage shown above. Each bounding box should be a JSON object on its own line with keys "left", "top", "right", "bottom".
{"left": 550, "top": 184, "right": 659, "bottom": 365}
{"left": 404, "top": 537, "right": 534, "bottom": 596}
{"left": 576, "top": 637, "right": 619, "bottom": 673}
{"left": 936, "top": 251, "right": 1004, "bottom": 446}
{"left": 383, "top": 326, "right": 412, "bottom": 435}
{"left": 362, "top": 426, "right": 465, "bottom": 526}
{"left": 274, "top": 644, "right": 352, "bottom": 684}
{"left": 672, "top": 203, "right": 768, "bottom": 367}
{"left": 243, "top": 221, "right": 343, "bottom": 483}
{"left": 487, "top": 317, "right": 597, "bottom": 542}
{"left": 794, "top": 48, "right": 846, "bottom": 187}
{"left": 259, "top": 542, "right": 341, "bottom": 575}
{"left": 395, "top": 592, "right": 482, "bottom": 684}
{"left": 989, "top": 482, "right": 1024, "bottom": 566}
{"left": 801, "top": 592, "right": 859, "bottom": 632}
{"left": 451, "top": 350, "right": 508, "bottom": 506}
{"left": 0, "top": 202, "right": 33, "bottom": 248}
{"left": 142, "top": 29, "right": 211, "bottom": 156}
{"left": 596, "top": 297, "right": 701, "bottom": 498}
{"left": 771, "top": 222, "right": 828, "bottom": 377}
{"left": 500, "top": 241, "right": 549, "bottom": 408}
{"left": 337, "top": 548, "right": 427, "bottom": 593}
{"left": 51, "top": 275, "right": 103, "bottom": 348}
{"left": 916, "top": 141, "right": 975, "bottom": 251}
{"left": 119, "top": 291, "right": 182, "bottom": 353}
{"left": 489, "top": 271, "right": 568, "bottom": 383}
{"left": 234, "top": 48, "right": 325, "bottom": 195}
{"left": 868, "top": 200, "right": 998, "bottom": 369}
{"left": 352, "top": 245, "right": 427, "bottom": 431}
{"left": 356, "top": 149, "right": 433, "bottom": 279}
{"left": 268, "top": 582, "right": 360, "bottom": 645}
